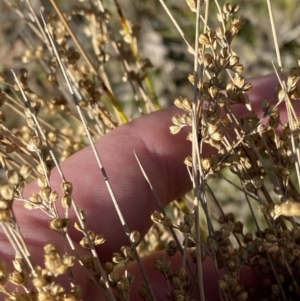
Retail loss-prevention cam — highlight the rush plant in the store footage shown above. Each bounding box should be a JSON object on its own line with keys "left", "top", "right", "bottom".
{"left": 0, "top": 1, "right": 300, "bottom": 301}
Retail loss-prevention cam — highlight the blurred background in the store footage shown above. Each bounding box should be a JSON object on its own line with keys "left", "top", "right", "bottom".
{"left": 1, "top": 0, "right": 300, "bottom": 107}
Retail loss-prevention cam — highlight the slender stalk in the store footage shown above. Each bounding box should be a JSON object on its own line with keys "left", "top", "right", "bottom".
{"left": 266, "top": 0, "right": 283, "bottom": 72}
{"left": 134, "top": 151, "right": 196, "bottom": 281}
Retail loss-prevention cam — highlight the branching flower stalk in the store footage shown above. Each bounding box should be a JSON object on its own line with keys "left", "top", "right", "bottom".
{"left": 169, "top": 0, "right": 300, "bottom": 300}
{"left": 112, "top": 0, "right": 160, "bottom": 110}
{"left": 49, "top": 0, "right": 128, "bottom": 124}
{"left": 13, "top": 67, "right": 118, "bottom": 301}
{"left": 41, "top": 12, "right": 157, "bottom": 301}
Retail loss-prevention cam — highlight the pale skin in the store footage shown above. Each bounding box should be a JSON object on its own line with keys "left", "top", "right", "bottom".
{"left": 0, "top": 74, "right": 294, "bottom": 300}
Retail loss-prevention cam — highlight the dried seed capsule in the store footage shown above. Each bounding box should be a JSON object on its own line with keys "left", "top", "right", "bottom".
{"left": 94, "top": 234, "right": 106, "bottom": 245}
{"left": 0, "top": 185, "right": 14, "bottom": 201}
{"left": 50, "top": 218, "right": 71, "bottom": 231}
{"left": 9, "top": 271, "right": 27, "bottom": 285}
{"left": 130, "top": 230, "right": 140, "bottom": 245}
{"left": 61, "top": 194, "right": 72, "bottom": 209}
{"left": 199, "top": 33, "right": 209, "bottom": 46}
{"left": 62, "top": 181, "right": 73, "bottom": 195}
{"left": 7, "top": 170, "right": 20, "bottom": 186}
{"left": 265, "top": 234, "right": 277, "bottom": 243}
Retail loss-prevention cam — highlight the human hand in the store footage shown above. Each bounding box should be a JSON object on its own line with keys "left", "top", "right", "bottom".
{"left": 0, "top": 73, "right": 289, "bottom": 301}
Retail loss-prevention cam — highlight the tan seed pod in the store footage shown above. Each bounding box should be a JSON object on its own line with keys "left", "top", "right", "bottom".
{"left": 108, "top": 271, "right": 120, "bottom": 283}
{"left": 120, "top": 246, "right": 132, "bottom": 259}
{"left": 229, "top": 55, "right": 239, "bottom": 66}
{"left": 62, "top": 181, "right": 73, "bottom": 195}
{"left": 94, "top": 234, "right": 106, "bottom": 245}
{"left": 39, "top": 187, "right": 51, "bottom": 201}
{"left": 172, "top": 276, "right": 181, "bottom": 288}
{"left": 74, "top": 221, "right": 84, "bottom": 233}
{"left": 278, "top": 89, "right": 286, "bottom": 102}
{"left": 23, "top": 108, "right": 32, "bottom": 119}
{"left": 199, "top": 33, "right": 209, "bottom": 46}
{"left": 287, "top": 75, "right": 299, "bottom": 91}
{"left": 216, "top": 26, "right": 225, "bottom": 39}
{"left": 223, "top": 3, "right": 233, "bottom": 14}
{"left": 61, "top": 194, "right": 72, "bottom": 209}
{"left": 186, "top": 0, "right": 196, "bottom": 12}
{"left": 218, "top": 278, "right": 228, "bottom": 290}
{"left": 0, "top": 261, "right": 8, "bottom": 285}
{"left": 0, "top": 200, "right": 10, "bottom": 210}
{"left": 47, "top": 131, "right": 57, "bottom": 144}
{"left": 211, "top": 130, "right": 224, "bottom": 142}
{"left": 49, "top": 191, "right": 59, "bottom": 203}
{"left": 174, "top": 96, "right": 185, "bottom": 109}
{"left": 24, "top": 202, "right": 35, "bottom": 210}
{"left": 170, "top": 125, "right": 181, "bottom": 135}
{"left": 234, "top": 75, "right": 245, "bottom": 88}
{"left": 231, "top": 63, "right": 244, "bottom": 74}
{"left": 182, "top": 98, "right": 192, "bottom": 111}
{"left": 37, "top": 176, "right": 48, "bottom": 189}
{"left": 32, "top": 275, "right": 47, "bottom": 288}
{"left": 79, "top": 238, "right": 90, "bottom": 249}
{"left": 151, "top": 211, "right": 163, "bottom": 224}
{"left": 178, "top": 267, "right": 187, "bottom": 280}
{"left": 201, "top": 158, "right": 212, "bottom": 170}
{"left": 44, "top": 243, "right": 60, "bottom": 255}
{"left": 9, "top": 271, "right": 27, "bottom": 285}
{"left": 209, "top": 86, "right": 219, "bottom": 99}
{"left": 36, "top": 162, "right": 48, "bottom": 175}
{"left": 0, "top": 185, "right": 14, "bottom": 201}
{"left": 26, "top": 116, "right": 36, "bottom": 129}
{"left": 204, "top": 53, "right": 213, "bottom": 67}
{"left": 50, "top": 218, "right": 71, "bottom": 231}
{"left": 265, "top": 234, "right": 277, "bottom": 243}
{"left": 19, "top": 164, "right": 33, "bottom": 179}
{"left": 171, "top": 114, "right": 181, "bottom": 126}
{"left": 62, "top": 255, "right": 75, "bottom": 268}
{"left": 12, "top": 258, "right": 25, "bottom": 273}
{"left": 251, "top": 177, "right": 264, "bottom": 189}
{"left": 227, "top": 260, "right": 236, "bottom": 271}
{"left": 79, "top": 210, "right": 86, "bottom": 222}
{"left": 6, "top": 170, "right": 20, "bottom": 186}
{"left": 130, "top": 230, "right": 141, "bottom": 245}
{"left": 0, "top": 209, "right": 10, "bottom": 222}
{"left": 112, "top": 253, "right": 124, "bottom": 264}
{"left": 31, "top": 136, "right": 42, "bottom": 149}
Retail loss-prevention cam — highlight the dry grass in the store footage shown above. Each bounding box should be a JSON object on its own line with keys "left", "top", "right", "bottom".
{"left": 0, "top": 0, "right": 300, "bottom": 301}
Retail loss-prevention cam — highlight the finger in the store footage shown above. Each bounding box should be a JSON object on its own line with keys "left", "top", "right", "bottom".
{"left": 1, "top": 74, "right": 281, "bottom": 299}
{"left": 85, "top": 250, "right": 261, "bottom": 301}
{"left": 9, "top": 74, "right": 283, "bottom": 262}
{"left": 11, "top": 106, "right": 192, "bottom": 263}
